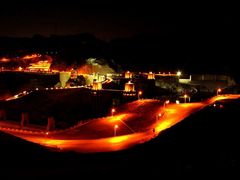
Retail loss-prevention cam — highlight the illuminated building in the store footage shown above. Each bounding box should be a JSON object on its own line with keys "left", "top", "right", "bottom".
{"left": 27, "top": 60, "right": 51, "bottom": 72}
{"left": 148, "top": 72, "right": 155, "bottom": 79}
{"left": 125, "top": 71, "right": 133, "bottom": 79}
{"left": 124, "top": 81, "right": 135, "bottom": 92}
{"left": 92, "top": 81, "right": 102, "bottom": 90}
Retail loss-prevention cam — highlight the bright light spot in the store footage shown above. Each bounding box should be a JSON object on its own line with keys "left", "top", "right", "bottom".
{"left": 177, "top": 71, "right": 182, "bottom": 76}
{"left": 184, "top": 94, "right": 188, "bottom": 98}
{"left": 14, "top": 95, "right": 18, "bottom": 98}
{"left": 138, "top": 91, "right": 142, "bottom": 95}
{"left": 176, "top": 100, "right": 180, "bottom": 104}
{"left": 217, "top": 88, "right": 222, "bottom": 93}
{"left": 158, "top": 113, "right": 162, "bottom": 117}
{"left": 114, "top": 125, "right": 119, "bottom": 129}
{"left": 46, "top": 132, "right": 49, "bottom": 135}
{"left": 111, "top": 108, "right": 116, "bottom": 113}
{"left": 35, "top": 88, "right": 39, "bottom": 91}
{"left": 165, "top": 100, "right": 170, "bottom": 104}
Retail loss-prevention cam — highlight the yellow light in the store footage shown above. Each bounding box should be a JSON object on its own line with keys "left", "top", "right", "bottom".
{"left": 18, "top": 66, "right": 23, "bottom": 71}
{"left": 109, "top": 135, "right": 129, "bottom": 143}
{"left": 114, "top": 125, "right": 118, "bottom": 129}
{"left": 177, "top": 71, "right": 182, "bottom": 76}
{"left": 184, "top": 94, "right": 187, "bottom": 98}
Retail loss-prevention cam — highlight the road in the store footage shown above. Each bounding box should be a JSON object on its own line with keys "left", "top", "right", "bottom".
{"left": 0, "top": 94, "right": 239, "bottom": 153}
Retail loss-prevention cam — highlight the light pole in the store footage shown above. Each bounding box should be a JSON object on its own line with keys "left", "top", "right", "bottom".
{"left": 114, "top": 125, "right": 118, "bottom": 136}
{"left": 138, "top": 90, "right": 142, "bottom": 100}
{"left": 164, "top": 100, "right": 170, "bottom": 108}
{"left": 217, "top": 88, "right": 221, "bottom": 96}
{"left": 184, "top": 94, "right": 187, "bottom": 103}
{"left": 111, "top": 108, "right": 116, "bottom": 117}
{"left": 156, "top": 113, "right": 161, "bottom": 123}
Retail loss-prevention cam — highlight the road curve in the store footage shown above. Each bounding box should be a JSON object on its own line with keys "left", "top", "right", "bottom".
{"left": 1, "top": 94, "right": 240, "bottom": 153}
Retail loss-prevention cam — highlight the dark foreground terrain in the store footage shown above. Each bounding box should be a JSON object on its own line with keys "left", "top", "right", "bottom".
{"left": 0, "top": 99, "right": 239, "bottom": 178}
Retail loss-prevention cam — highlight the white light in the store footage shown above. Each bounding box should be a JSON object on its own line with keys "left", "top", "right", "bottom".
{"left": 177, "top": 71, "right": 182, "bottom": 76}
{"left": 176, "top": 100, "right": 180, "bottom": 104}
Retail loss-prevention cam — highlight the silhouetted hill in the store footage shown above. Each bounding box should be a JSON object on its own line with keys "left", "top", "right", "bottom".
{"left": 0, "top": 32, "right": 238, "bottom": 81}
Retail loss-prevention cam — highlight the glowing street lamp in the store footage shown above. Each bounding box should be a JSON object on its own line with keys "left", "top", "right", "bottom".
{"left": 114, "top": 124, "right": 118, "bottom": 136}
{"left": 164, "top": 100, "right": 170, "bottom": 108}
{"left": 176, "top": 71, "right": 182, "bottom": 77}
{"left": 111, "top": 108, "right": 116, "bottom": 117}
{"left": 184, "top": 94, "right": 188, "bottom": 103}
{"left": 138, "top": 90, "right": 142, "bottom": 100}
{"left": 156, "top": 113, "right": 162, "bottom": 122}
{"left": 217, "top": 88, "right": 221, "bottom": 96}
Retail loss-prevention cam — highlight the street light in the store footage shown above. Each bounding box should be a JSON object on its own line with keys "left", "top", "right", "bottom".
{"left": 176, "top": 71, "right": 182, "bottom": 77}
{"left": 111, "top": 108, "right": 116, "bottom": 116}
{"left": 164, "top": 100, "right": 170, "bottom": 108}
{"left": 156, "top": 113, "right": 162, "bottom": 123}
{"left": 138, "top": 90, "right": 142, "bottom": 100}
{"left": 184, "top": 94, "right": 187, "bottom": 103}
{"left": 114, "top": 124, "right": 118, "bottom": 136}
{"left": 217, "top": 88, "right": 221, "bottom": 96}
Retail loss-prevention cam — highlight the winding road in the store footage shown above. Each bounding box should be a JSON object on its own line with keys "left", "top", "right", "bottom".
{"left": 0, "top": 94, "right": 239, "bottom": 153}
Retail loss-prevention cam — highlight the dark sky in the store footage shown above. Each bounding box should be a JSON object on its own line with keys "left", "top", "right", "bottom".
{"left": 0, "top": 2, "right": 237, "bottom": 40}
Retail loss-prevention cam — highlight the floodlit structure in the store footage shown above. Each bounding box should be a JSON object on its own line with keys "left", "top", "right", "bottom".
{"left": 148, "top": 72, "right": 155, "bottom": 79}
{"left": 92, "top": 81, "right": 102, "bottom": 90}
{"left": 124, "top": 81, "right": 135, "bottom": 92}
{"left": 125, "top": 71, "right": 133, "bottom": 79}
{"left": 60, "top": 72, "right": 71, "bottom": 87}
{"left": 27, "top": 60, "right": 51, "bottom": 72}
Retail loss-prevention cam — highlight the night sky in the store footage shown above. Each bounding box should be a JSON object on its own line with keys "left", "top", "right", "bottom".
{"left": 0, "top": 2, "right": 238, "bottom": 76}
{"left": 0, "top": 2, "right": 236, "bottom": 40}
